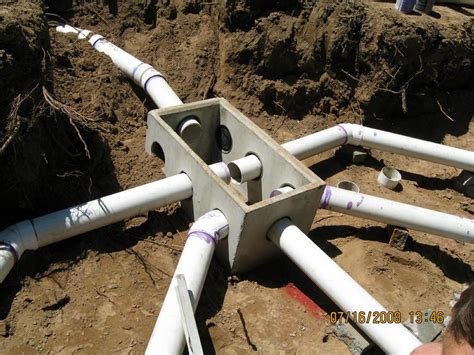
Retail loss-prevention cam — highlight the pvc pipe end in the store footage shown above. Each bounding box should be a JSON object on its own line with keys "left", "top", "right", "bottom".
{"left": 228, "top": 154, "right": 262, "bottom": 183}
{"left": 378, "top": 167, "right": 402, "bottom": 190}
{"left": 228, "top": 162, "right": 243, "bottom": 183}
{"left": 178, "top": 117, "right": 202, "bottom": 144}
{"left": 337, "top": 180, "right": 360, "bottom": 193}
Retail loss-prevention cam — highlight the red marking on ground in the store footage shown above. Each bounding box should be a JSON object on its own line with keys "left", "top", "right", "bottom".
{"left": 283, "top": 282, "right": 326, "bottom": 319}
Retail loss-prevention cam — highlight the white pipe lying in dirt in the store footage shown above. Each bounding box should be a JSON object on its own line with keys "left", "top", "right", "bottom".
{"left": 145, "top": 210, "right": 229, "bottom": 355}
{"left": 268, "top": 218, "right": 422, "bottom": 354}
{"left": 283, "top": 123, "right": 474, "bottom": 171}
{"left": 0, "top": 163, "right": 230, "bottom": 284}
{"left": 56, "top": 24, "right": 182, "bottom": 109}
{"left": 320, "top": 186, "right": 474, "bottom": 243}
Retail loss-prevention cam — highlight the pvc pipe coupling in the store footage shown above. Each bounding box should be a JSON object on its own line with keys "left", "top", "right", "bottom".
{"left": 188, "top": 210, "right": 229, "bottom": 245}
{"left": 0, "top": 220, "right": 39, "bottom": 283}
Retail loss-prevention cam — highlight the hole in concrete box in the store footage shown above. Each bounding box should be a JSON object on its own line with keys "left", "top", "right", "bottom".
{"left": 216, "top": 125, "right": 232, "bottom": 153}
{"left": 151, "top": 141, "right": 166, "bottom": 163}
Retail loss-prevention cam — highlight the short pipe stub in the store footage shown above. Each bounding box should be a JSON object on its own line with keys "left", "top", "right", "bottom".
{"left": 378, "top": 167, "right": 402, "bottom": 190}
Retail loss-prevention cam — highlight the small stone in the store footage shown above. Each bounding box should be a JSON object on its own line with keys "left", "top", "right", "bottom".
{"left": 72, "top": 93, "right": 82, "bottom": 103}
{"left": 0, "top": 320, "right": 9, "bottom": 337}
{"left": 337, "top": 145, "right": 368, "bottom": 164}
{"left": 166, "top": 232, "right": 173, "bottom": 238}
{"left": 227, "top": 275, "right": 241, "bottom": 284}
{"left": 388, "top": 226, "right": 411, "bottom": 251}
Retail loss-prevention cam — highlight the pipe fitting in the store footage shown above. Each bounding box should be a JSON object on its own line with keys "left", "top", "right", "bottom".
{"left": 228, "top": 154, "right": 262, "bottom": 183}
{"left": 0, "top": 220, "right": 38, "bottom": 283}
{"left": 88, "top": 34, "right": 105, "bottom": 49}
{"left": 209, "top": 162, "right": 231, "bottom": 184}
{"left": 188, "top": 210, "right": 229, "bottom": 244}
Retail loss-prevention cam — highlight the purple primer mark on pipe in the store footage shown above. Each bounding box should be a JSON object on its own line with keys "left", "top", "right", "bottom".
{"left": 188, "top": 231, "right": 216, "bottom": 245}
{"left": 336, "top": 124, "right": 349, "bottom": 145}
{"left": 373, "top": 131, "right": 377, "bottom": 137}
{"left": 92, "top": 37, "right": 106, "bottom": 48}
{"left": 356, "top": 196, "right": 365, "bottom": 207}
{"left": 320, "top": 186, "right": 332, "bottom": 208}
{"left": 131, "top": 62, "right": 145, "bottom": 79}
{"left": 143, "top": 74, "right": 167, "bottom": 94}
{"left": 346, "top": 202, "right": 353, "bottom": 210}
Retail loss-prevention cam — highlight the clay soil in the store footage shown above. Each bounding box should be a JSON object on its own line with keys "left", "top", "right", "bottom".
{"left": 0, "top": 0, "right": 473, "bottom": 353}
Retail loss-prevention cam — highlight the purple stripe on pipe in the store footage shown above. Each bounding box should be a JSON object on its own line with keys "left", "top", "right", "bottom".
{"left": 143, "top": 74, "right": 167, "bottom": 94}
{"left": 188, "top": 230, "right": 216, "bottom": 245}
{"left": 91, "top": 37, "right": 106, "bottom": 48}
{"left": 346, "top": 201, "right": 353, "bottom": 210}
{"left": 131, "top": 62, "right": 145, "bottom": 80}
{"left": 336, "top": 124, "right": 349, "bottom": 145}
{"left": 270, "top": 189, "right": 282, "bottom": 198}
{"left": 320, "top": 186, "right": 332, "bottom": 208}
{"left": 0, "top": 241, "right": 19, "bottom": 263}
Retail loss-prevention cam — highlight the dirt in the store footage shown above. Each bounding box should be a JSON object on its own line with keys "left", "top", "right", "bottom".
{"left": 0, "top": 0, "right": 473, "bottom": 353}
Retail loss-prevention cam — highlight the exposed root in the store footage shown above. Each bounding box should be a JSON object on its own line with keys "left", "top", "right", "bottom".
{"left": 0, "top": 85, "right": 40, "bottom": 156}
{"left": 42, "top": 87, "right": 95, "bottom": 159}
{"left": 437, "top": 99, "right": 455, "bottom": 122}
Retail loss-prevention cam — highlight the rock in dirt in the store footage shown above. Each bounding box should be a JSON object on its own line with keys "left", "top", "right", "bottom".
{"left": 0, "top": 320, "right": 10, "bottom": 337}
{"left": 40, "top": 286, "right": 70, "bottom": 312}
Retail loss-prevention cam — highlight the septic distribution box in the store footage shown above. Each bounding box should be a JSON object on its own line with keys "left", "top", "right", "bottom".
{"left": 145, "top": 98, "right": 325, "bottom": 273}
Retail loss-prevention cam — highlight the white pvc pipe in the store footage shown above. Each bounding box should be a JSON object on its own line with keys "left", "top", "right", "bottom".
{"left": 281, "top": 125, "right": 348, "bottom": 160}
{"left": 145, "top": 210, "right": 229, "bottom": 355}
{"left": 89, "top": 33, "right": 182, "bottom": 109}
{"left": 283, "top": 124, "right": 474, "bottom": 172}
{"left": 268, "top": 218, "right": 422, "bottom": 354}
{"left": 227, "top": 154, "right": 262, "bottom": 183}
{"left": 320, "top": 186, "right": 474, "bottom": 243}
{"left": 56, "top": 25, "right": 183, "bottom": 109}
{"left": 0, "top": 163, "right": 230, "bottom": 284}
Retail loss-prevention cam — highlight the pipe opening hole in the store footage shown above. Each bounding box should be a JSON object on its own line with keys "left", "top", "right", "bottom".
{"left": 151, "top": 142, "right": 166, "bottom": 163}
{"left": 337, "top": 180, "right": 360, "bottom": 193}
{"left": 381, "top": 167, "right": 401, "bottom": 181}
{"left": 216, "top": 125, "right": 232, "bottom": 153}
{"left": 228, "top": 162, "right": 242, "bottom": 183}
